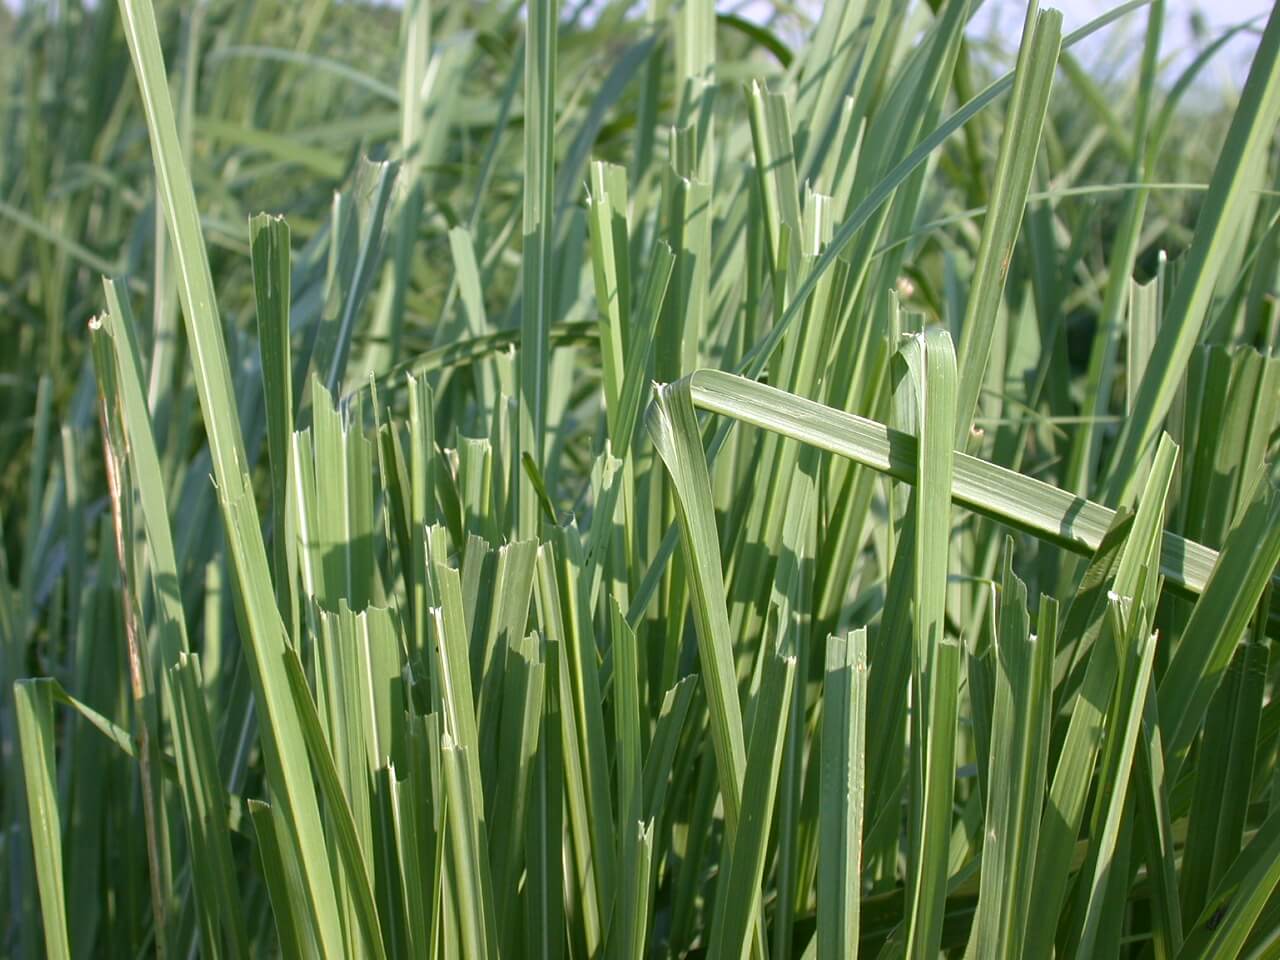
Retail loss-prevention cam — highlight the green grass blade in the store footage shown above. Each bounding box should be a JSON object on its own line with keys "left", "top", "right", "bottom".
{"left": 971, "top": 547, "right": 1054, "bottom": 957}
{"left": 442, "top": 732, "right": 499, "bottom": 960}
{"left": 314, "top": 159, "right": 400, "bottom": 395}
{"left": 248, "top": 800, "right": 312, "bottom": 959}
{"left": 1025, "top": 437, "right": 1178, "bottom": 958}
{"left": 614, "top": 819, "right": 654, "bottom": 960}
{"left": 548, "top": 527, "right": 618, "bottom": 931}
{"left": 281, "top": 645, "right": 388, "bottom": 960}
{"left": 641, "top": 677, "right": 696, "bottom": 829}
{"left": 899, "top": 329, "right": 958, "bottom": 960}
{"left": 646, "top": 379, "right": 747, "bottom": 834}
{"left": 586, "top": 161, "right": 631, "bottom": 441}
{"left": 96, "top": 283, "right": 189, "bottom": 669}
{"left": 220, "top": 488, "right": 345, "bottom": 956}
{"left": 1177, "top": 802, "right": 1280, "bottom": 958}
{"left": 14, "top": 679, "right": 71, "bottom": 960}
{"left": 490, "top": 633, "right": 545, "bottom": 951}
{"left": 250, "top": 213, "right": 297, "bottom": 632}
{"left": 1159, "top": 476, "right": 1280, "bottom": 780}
{"left": 817, "top": 628, "right": 867, "bottom": 960}
{"left": 954, "top": 4, "right": 1062, "bottom": 438}
{"left": 1103, "top": 3, "right": 1280, "bottom": 503}
{"left": 1133, "top": 683, "right": 1184, "bottom": 958}
{"left": 610, "top": 602, "right": 651, "bottom": 960}
{"left": 44, "top": 679, "right": 142, "bottom": 763}
{"left": 613, "top": 243, "right": 675, "bottom": 457}
{"left": 115, "top": 1, "right": 349, "bottom": 949}
{"left": 746, "top": 80, "right": 802, "bottom": 275}
{"left": 1180, "top": 635, "right": 1267, "bottom": 924}
{"left": 612, "top": 600, "right": 642, "bottom": 849}
{"left": 534, "top": 543, "right": 604, "bottom": 951}
{"left": 89, "top": 311, "right": 173, "bottom": 953}
{"left": 524, "top": 631, "right": 565, "bottom": 960}
{"left": 168, "top": 654, "right": 250, "bottom": 958}
{"left": 708, "top": 645, "right": 796, "bottom": 960}
{"left": 115, "top": 0, "right": 250, "bottom": 498}
{"left": 407, "top": 373, "right": 436, "bottom": 654}
{"left": 433, "top": 565, "right": 485, "bottom": 812}
{"left": 682, "top": 369, "right": 1224, "bottom": 599}
{"left": 477, "top": 540, "right": 539, "bottom": 797}
{"left": 1076, "top": 600, "right": 1158, "bottom": 957}
{"left": 518, "top": 0, "right": 559, "bottom": 539}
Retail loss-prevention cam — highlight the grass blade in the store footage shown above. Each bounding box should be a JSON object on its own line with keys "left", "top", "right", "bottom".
{"left": 168, "top": 654, "right": 250, "bottom": 958}
{"left": 682, "top": 369, "right": 1232, "bottom": 600}
{"left": 647, "top": 379, "right": 747, "bottom": 832}
{"left": 250, "top": 213, "right": 297, "bottom": 632}
{"left": 518, "top": 0, "right": 559, "bottom": 539}
{"left": 898, "top": 329, "right": 958, "bottom": 960}
{"left": 708, "top": 646, "right": 796, "bottom": 960}
{"left": 1103, "top": 3, "right": 1280, "bottom": 503}
{"left": 817, "top": 628, "right": 868, "bottom": 960}
{"left": 970, "top": 547, "right": 1054, "bottom": 957}
{"left": 954, "top": 4, "right": 1062, "bottom": 437}
{"left": 14, "top": 679, "right": 71, "bottom": 960}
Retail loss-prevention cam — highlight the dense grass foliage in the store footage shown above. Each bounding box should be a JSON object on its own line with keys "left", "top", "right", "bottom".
{"left": 3, "top": 0, "right": 1280, "bottom": 957}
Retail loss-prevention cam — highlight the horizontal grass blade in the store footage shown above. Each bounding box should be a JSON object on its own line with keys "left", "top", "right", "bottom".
{"left": 682, "top": 369, "right": 1235, "bottom": 600}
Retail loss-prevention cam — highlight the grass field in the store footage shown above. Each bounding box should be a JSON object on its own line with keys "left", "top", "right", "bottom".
{"left": 3, "top": 0, "right": 1280, "bottom": 956}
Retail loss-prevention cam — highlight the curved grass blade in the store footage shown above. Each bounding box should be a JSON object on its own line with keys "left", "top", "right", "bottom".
{"left": 114, "top": 0, "right": 349, "bottom": 948}
{"left": 646, "top": 379, "right": 747, "bottom": 831}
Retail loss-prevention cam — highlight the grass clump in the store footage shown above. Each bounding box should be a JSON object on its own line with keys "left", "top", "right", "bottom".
{"left": 3, "top": 0, "right": 1280, "bottom": 957}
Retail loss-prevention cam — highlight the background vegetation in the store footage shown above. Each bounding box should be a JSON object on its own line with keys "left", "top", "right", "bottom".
{"left": 2, "top": 0, "right": 1280, "bottom": 956}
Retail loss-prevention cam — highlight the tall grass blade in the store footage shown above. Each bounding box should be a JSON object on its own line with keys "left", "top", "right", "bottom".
{"left": 14, "top": 679, "right": 71, "bottom": 960}
{"left": 954, "top": 4, "right": 1062, "bottom": 437}
{"left": 518, "top": 0, "right": 559, "bottom": 539}
{"left": 898, "top": 329, "right": 958, "bottom": 960}
{"left": 817, "top": 628, "right": 867, "bottom": 960}
{"left": 1103, "top": 4, "right": 1280, "bottom": 503}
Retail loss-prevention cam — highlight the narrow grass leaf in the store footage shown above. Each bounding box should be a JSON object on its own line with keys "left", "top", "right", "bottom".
{"left": 817, "top": 628, "right": 868, "bottom": 960}
{"left": 899, "top": 329, "right": 958, "bottom": 960}
{"left": 954, "top": 5, "right": 1062, "bottom": 436}
{"left": 1103, "top": 4, "right": 1280, "bottom": 503}
{"left": 708, "top": 646, "right": 796, "bottom": 960}
{"left": 14, "top": 679, "right": 71, "bottom": 960}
